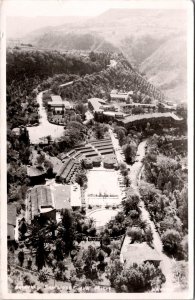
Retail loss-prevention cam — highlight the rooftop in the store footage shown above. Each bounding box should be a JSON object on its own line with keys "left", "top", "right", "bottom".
{"left": 122, "top": 112, "right": 182, "bottom": 124}
{"left": 51, "top": 95, "right": 63, "bottom": 102}
{"left": 29, "top": 185, "right": 54, "bottom": 218}
{"left": 121, "top": 242, "right": 161, "bottom": 267}
{"left": 27, "top": 166, "right": 46, "bottom": 177}
{"left": 52, "top": 184, "right": 71, "bottom": 210}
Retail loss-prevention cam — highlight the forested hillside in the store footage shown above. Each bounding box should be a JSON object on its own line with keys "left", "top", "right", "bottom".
{"left": 7, "top": 50, "right": 111, "bottom": 129}
{"left": 6, "top": 50, "right": 110, "bottom": 209}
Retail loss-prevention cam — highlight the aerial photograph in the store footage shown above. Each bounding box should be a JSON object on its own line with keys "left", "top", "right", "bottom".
{"left": 4, "top": 0, "right": 192, "bottom": 297}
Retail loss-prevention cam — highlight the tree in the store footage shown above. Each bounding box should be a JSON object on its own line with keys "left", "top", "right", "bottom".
{"left": 127, "top": 227, "right": 143, "bottom": 243}
{"left": 161, "top": 229, "right": 182, "bottom": 255}
{"left": 117, "top": 129, "right": 126, "bottom": 146}
{"left": 54, "top": 239, "right": 65, "bottom": 261}
{"left": 36, "top": 153, "right": 45, "bottom": 166}
{"left": 38, "top": 268, "right": 48, "bottom": 283}
{"left": 122, "top": 142, "right": 137, "bottom": 164}
{"left": 35, "top": 235, "right": 46, "bottom": 271}
{"left": 124, "top": 176, "right": 131, "bottom": 187}
{"left": 98, "top": 250, "right": 105, "bottom": 262}
{"left": 19, "top": 218, "right": 27, "bottom": 239}
{"left": 145, "top": 227, "right": 153, "bottom": 245}
{"left": 18, "top": 250, "right": 24, "bottom": 267}
{"left": 75, "top": 172, "right": 88, "bottom": 187}
{"left": 60, "top": 209, "right": 75, "bottom": 254}
{"left": 106, "top": 259, "right": 124, "bottom": 286}
{"left": 122, "top": 191, "right": 139, "bottom": 214}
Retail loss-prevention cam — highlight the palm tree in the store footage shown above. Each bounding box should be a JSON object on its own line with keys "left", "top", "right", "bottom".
{"left": 44, "top": 219, "right": 57, "bottom": 240}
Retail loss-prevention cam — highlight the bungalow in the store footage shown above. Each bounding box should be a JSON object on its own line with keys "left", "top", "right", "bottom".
{"left": 7, "top": 204, "right": 17, "bottom": 243}
{"left": 121, "top": 242, "right": 161, "bottom": 268}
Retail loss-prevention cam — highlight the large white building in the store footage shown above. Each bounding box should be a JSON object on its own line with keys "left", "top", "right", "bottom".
{"left": 110, "top": 90, "right": 134, "bottom": 102}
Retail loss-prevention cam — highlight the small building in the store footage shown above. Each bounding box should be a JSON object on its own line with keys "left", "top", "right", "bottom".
{"left": 48, "top": 95, "right": 73, "bottom": 114}
{"left": 103, "top": 155, "right": 117, "bottom": 169}
{"left": 121, "top": 242, "right": 161, "bottom": 268}
{"left": 27, "top": 166, "right": 46, "bottom": 185}
{"left": 110, "top": 91, "right": 133, "bottom": 102}
{"left": 83, "top": 158, "right": 93, "bottom": 169}
{"left": 7, "top": 204, "right": 17, "bottom": 243}
{"left": 92, "top": 156, "right": 102, "bottom": 167}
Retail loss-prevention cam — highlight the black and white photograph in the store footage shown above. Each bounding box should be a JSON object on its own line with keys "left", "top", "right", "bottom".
{"left": 0, "top": 0, "right": 194, "bottom": 298}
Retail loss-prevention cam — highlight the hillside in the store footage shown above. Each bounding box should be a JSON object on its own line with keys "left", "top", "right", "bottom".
{"left": 29, "top": 32, "right": 118, "bottom": 53}
{"left": 8, "top": 9, "right": 187, "bottom": 102}
{"left": 140, "top": 36, "right": 187, "bottom": 102}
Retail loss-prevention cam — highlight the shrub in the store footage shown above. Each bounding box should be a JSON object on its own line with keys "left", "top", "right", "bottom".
{"left": 23, "top": 274, "right": 35, "bottom": 286}
{"left": 161, "top": 229, "right": 182, "bottom": 255}
{"left": 38, "top": 270, "right": 48, "bottom": 283}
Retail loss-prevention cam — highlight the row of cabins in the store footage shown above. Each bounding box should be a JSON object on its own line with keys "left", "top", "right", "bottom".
{"left": 56, "top": 158, "right": 80, "bottom": 184}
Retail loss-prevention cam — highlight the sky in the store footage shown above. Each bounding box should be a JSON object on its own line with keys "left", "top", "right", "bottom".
{"left": 4, "top": 0, "right": 189, "bottom": 17}
{"left": 4, "top": 0, "right": 190, "bottom": 38}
